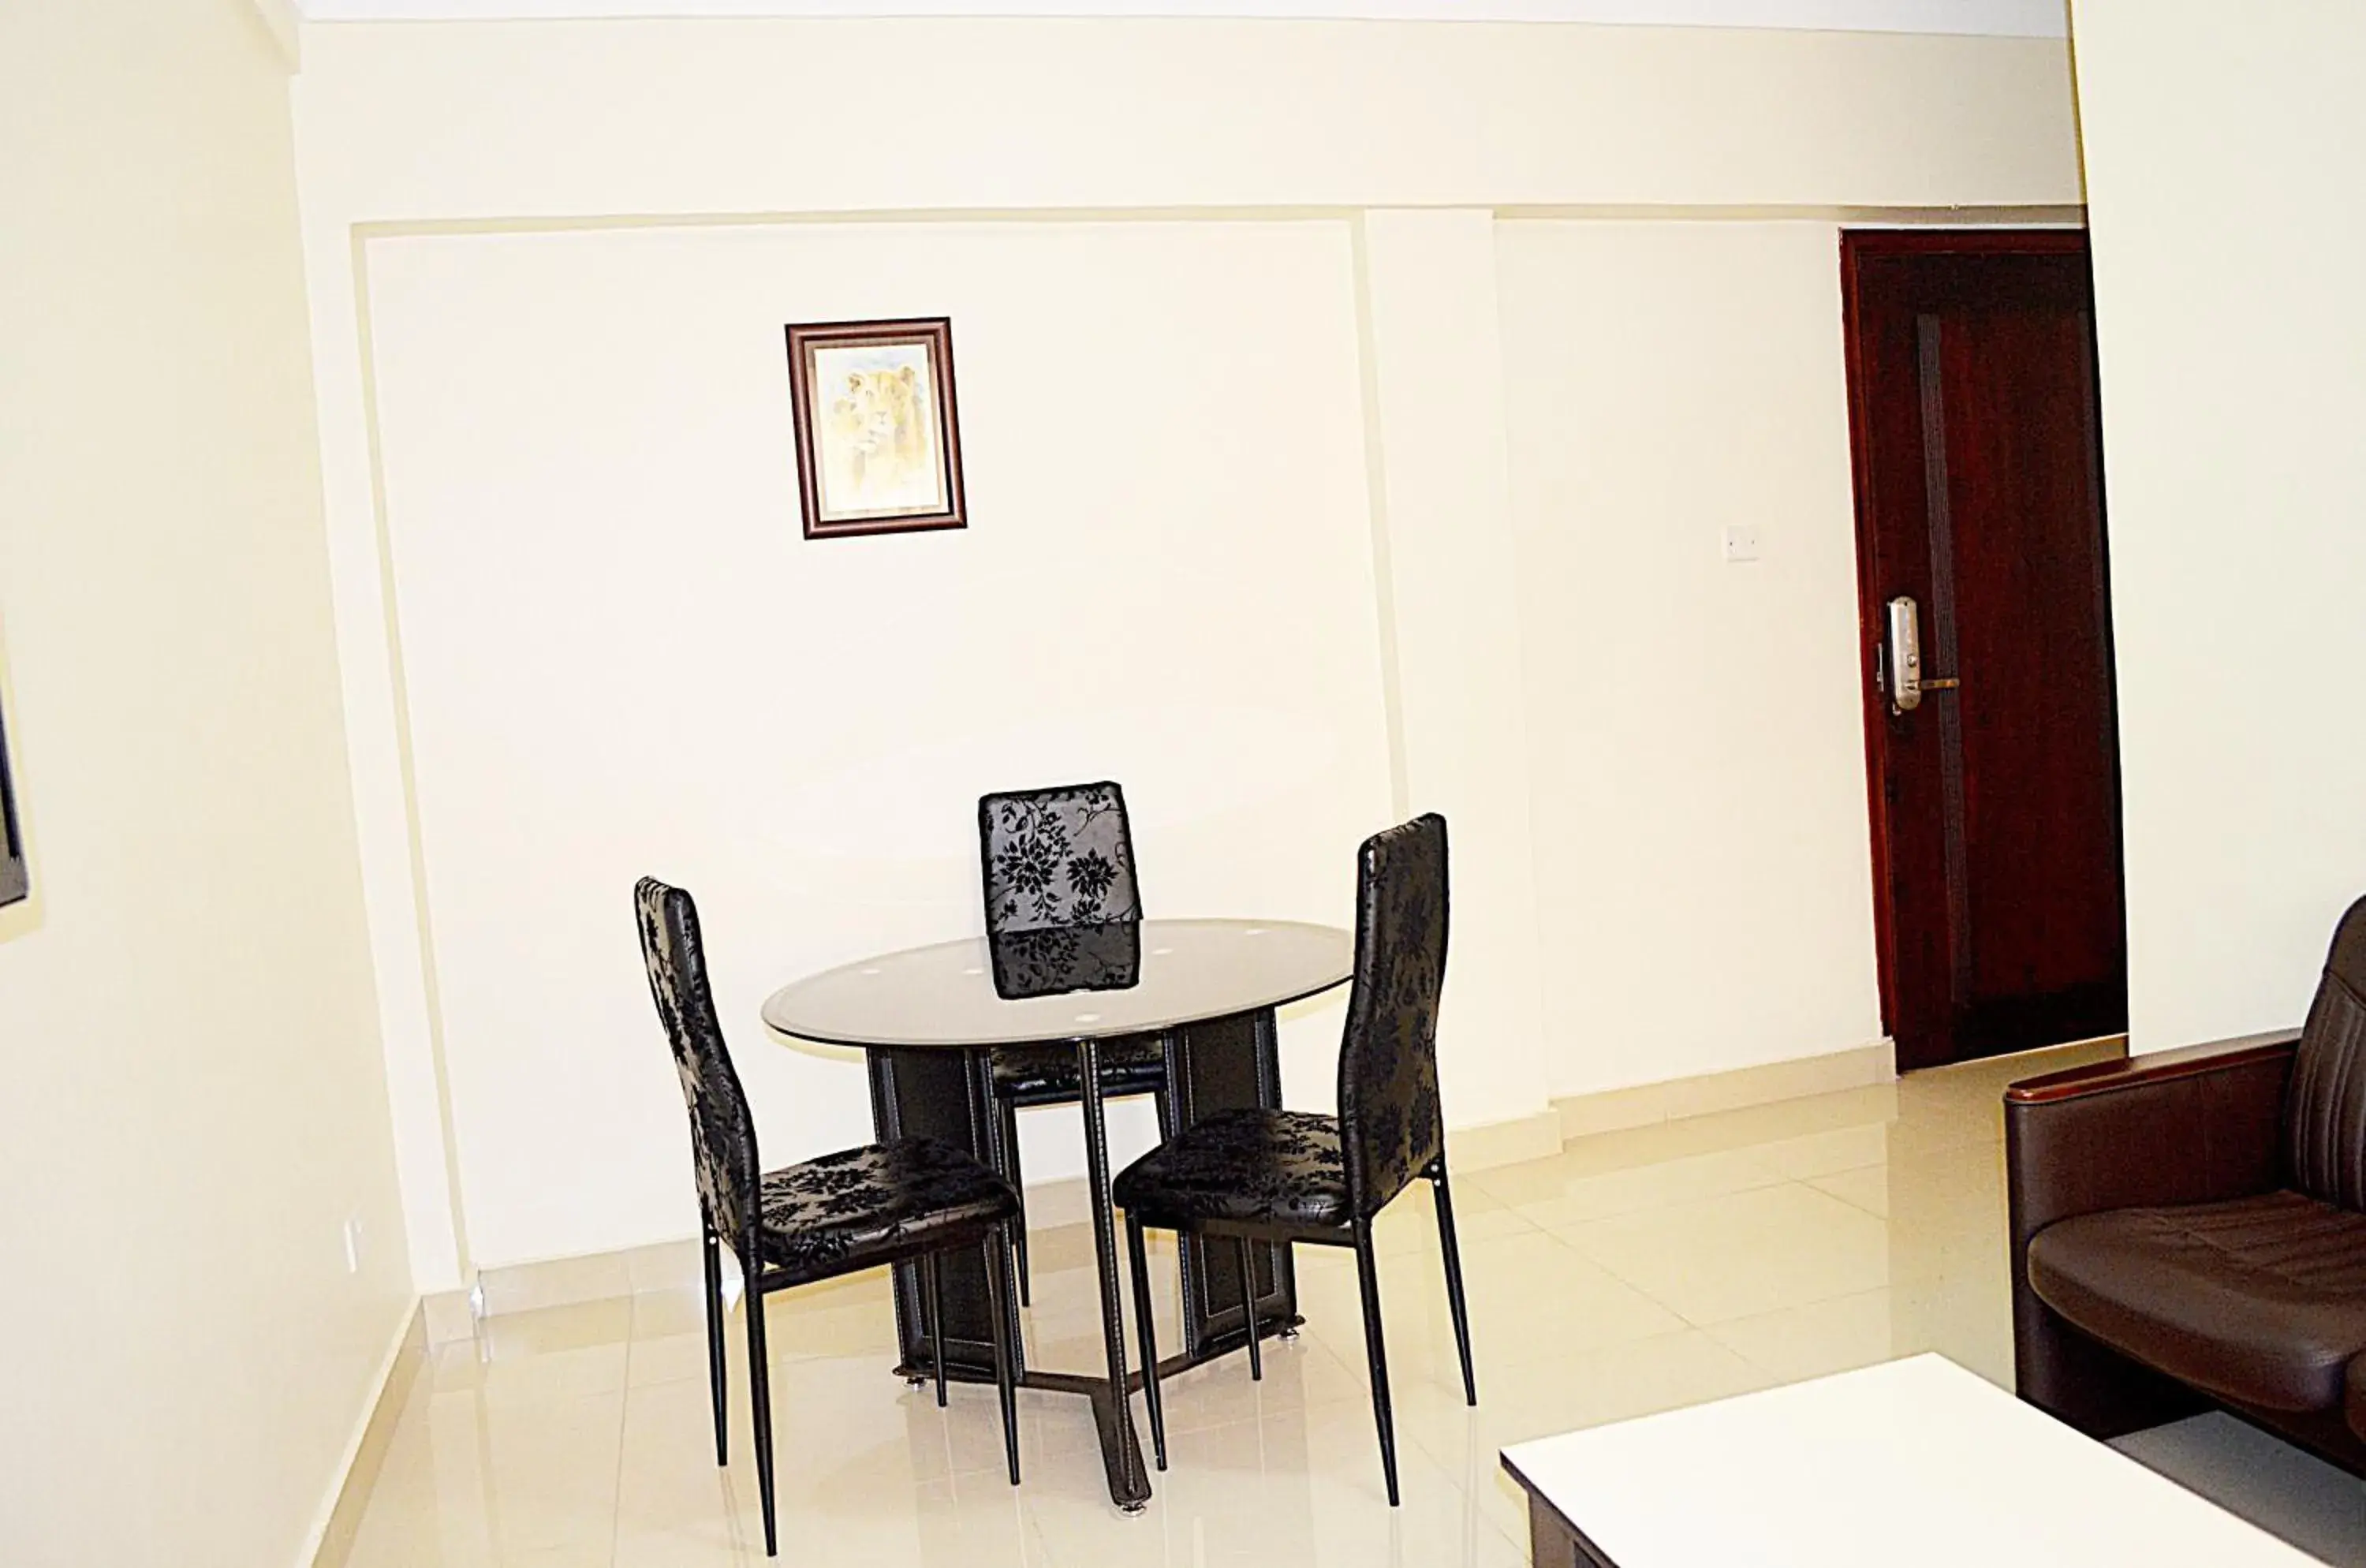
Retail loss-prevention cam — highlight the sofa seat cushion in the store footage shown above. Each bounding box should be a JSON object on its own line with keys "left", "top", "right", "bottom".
{"left": 2028, "top": 1189, "right": 2366, "bottom": 1413}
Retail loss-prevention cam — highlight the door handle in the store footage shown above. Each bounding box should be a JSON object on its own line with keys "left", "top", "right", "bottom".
{"left": 1886, "top": 595, "right": 1961, "bottom": 715}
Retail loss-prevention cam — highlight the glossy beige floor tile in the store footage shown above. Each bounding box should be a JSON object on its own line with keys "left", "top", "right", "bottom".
{"left": 1551, "top": 1181, "right": 1893, "bottom": 1326}
{"left": 1806, "top": 1163, "right": 1890, "bottom": 1217}
{"left": 344, "top": 1042, "right": 2130, "bottom": 1568}
{"left": 1702, "top": 1288, "right": 1922, "bottom": 1383}
{"left": 1468, "top": 1143, "right": 1792, "bottom": 1229}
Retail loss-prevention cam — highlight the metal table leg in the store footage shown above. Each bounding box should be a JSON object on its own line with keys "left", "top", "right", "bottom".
{"left": 871, "top": 1014, "right": 1301, "bottom": 1512}
{"left": 1074, "top": 1035, "right": 1150, "bottom": 1511}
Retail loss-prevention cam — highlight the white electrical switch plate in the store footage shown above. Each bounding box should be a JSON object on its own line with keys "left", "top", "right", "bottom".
{"left": 1723, "top": 524, "right": 1763, "bottom": 563}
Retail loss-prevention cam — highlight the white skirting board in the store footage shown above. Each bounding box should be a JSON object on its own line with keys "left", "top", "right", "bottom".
{"left": 298, "top": 1300, "right": 426, "bottom": 1568}
{"left": 438, "top": 1043, "right": 1899, "bottom": 1323}
{"left": 1554, "top": 1040, "right": 1898, "bottom": 1141}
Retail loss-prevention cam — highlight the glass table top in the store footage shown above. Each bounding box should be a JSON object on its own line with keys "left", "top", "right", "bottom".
{"left": 759, "top": 917, "right": 1354, "bottom": 1050}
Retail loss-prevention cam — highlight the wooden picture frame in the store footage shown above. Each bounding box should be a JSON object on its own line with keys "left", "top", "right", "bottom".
{"left": 785, "top": 317, "right": 968, "bottom": 539}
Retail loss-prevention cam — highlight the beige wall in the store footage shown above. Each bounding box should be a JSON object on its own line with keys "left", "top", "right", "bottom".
{"left": 362, "top": 215, "right": 1393, "bottom": 1265}
{"left": 1498, "top": 219, "right": 1886, "bottom": 1096}
{"left": 2072, "top": 0, "right": 2366, "bottom": 1049}
{"left": 289, "top": 17, "right": 2082, "bottom": 1285}
{"left": 0, "top": 4, "right": 409, "bottom": 1565}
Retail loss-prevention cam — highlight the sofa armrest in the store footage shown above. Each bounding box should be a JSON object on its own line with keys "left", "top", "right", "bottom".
{"left": 2006, "top": 1030, "right": 2299, "bottom": 1237}
{"left": 2003, "top": 1029, "right": 2299, "bottom": 1435}
{"left": 2004, "top": 1029, "right": 2304, "bottom": 1109}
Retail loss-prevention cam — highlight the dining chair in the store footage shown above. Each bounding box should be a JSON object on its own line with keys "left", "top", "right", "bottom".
{"left": 977, "top": 781, "right": 1173, "bottom": 1304}
{"left": 1110, "top": 812, "right": 1474, "bottom": 1506}
{"left": 634, "top": 877, "right": 1024, "bottom": 1556}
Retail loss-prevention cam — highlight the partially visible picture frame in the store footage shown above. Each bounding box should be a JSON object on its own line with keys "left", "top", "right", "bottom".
{"left": 0, "top": 683, "right": 27, "bottom": 908}
{"left": 785, "top": 317, "right": 968, "bottom": 540}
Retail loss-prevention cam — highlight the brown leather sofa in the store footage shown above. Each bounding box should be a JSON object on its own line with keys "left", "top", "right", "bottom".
{"left": 2004, "top": 895, "right": 2366, "bottom": 1473}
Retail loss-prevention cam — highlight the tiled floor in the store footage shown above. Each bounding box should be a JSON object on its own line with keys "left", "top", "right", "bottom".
{"left": 345, "top": 1040, "right": 2268, "bottom": 1567}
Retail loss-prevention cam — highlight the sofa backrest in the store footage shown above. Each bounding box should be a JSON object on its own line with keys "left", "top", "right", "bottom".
{"left": 2286, "top": 896, "right": 2366, "bottom": 1209}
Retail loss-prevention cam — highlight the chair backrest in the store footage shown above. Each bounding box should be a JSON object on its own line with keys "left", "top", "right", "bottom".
{"left": 634, "top": 877, "right": 761, "bottom": 1246}
{"left": 1337, "top": 813, "right": 1450, "bottom": 1219}
{"left": 977, "top": 781, "right": 1141, "bottom": 934}
{"left": 2286, "top": 894, "right": 2366, "bottom": 1210}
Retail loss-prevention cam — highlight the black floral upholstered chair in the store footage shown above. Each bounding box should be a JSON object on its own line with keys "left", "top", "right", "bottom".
{"left": 634, "top": 878, "right": 1023, "bottom": 1556}
{"left": 978, "top": 782, "right": 1173, "bottom": 1303}
{"left": 1112, "top": 813, "right": 1475, "bottom": 1506}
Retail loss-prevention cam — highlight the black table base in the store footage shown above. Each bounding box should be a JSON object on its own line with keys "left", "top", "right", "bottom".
{"left": 866, "top": 1007, "right": 1301, "bottom": 1509}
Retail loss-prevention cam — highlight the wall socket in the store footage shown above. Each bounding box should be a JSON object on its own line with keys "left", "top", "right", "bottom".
{"left": 1722, "top": 523, "right": 1763, "bottom": 563}
{"left": 342, "top": 1214, "right": 364, "bottom": 1275}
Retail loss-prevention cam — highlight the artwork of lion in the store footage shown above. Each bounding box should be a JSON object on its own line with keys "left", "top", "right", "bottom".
{"left": 821, "top": 362, "right": 939, "bottom": 514}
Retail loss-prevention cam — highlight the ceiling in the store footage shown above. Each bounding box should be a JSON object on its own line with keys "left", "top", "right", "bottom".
{"left": 291, "top": 0, "right": 2069, "bottom": 38}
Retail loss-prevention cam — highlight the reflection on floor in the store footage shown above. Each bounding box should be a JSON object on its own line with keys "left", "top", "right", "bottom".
{"left": 344, "top": 1041, "right": 2366, "bottom": 1566}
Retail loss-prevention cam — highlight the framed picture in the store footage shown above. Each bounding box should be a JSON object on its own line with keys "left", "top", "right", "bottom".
{"left": 785, "top": 317, "right": 968, "bottom": 539}
{"left": 0, "top": 682, "right": 26, "bottom": 908}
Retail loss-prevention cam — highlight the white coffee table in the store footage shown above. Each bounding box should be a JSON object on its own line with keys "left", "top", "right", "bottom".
{"left": 1500, "top": 1354, "right": 2321, "bottom": 1566}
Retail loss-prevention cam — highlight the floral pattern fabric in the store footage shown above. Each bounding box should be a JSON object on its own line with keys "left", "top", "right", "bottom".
{"left": 754, "top": 1137, "right": 1020, "bottom": 1285}
{"left": 1110, "top": 813, "right": 1450, "bottom": 1233}
{"left": 977, "top": 782, "right": 1161, "bottom": 1103}
{"left": 1335, "top": 813, "right": 1450, "bottom": 1218}
{"left": 1112, "top": 1108, "right": 1349, "bottom": 1227}
{"left": 634, "top": 877, "right": 761, "bottom": 1241}
{"left": 636, "top": 877, "right": 1018, "bottom": 1279}
{"left": 979, "top": 782, "right": 1141, "bottom": 933}
{"left": 987, "top": 920, "right": 1141, "bottom": 999}
{"left": 993, "top": 1034, "right": 1169, "bottom": 1101}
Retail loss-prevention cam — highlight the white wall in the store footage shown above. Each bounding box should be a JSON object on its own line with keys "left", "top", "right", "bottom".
{"left": 0, "top": 3, "right": 410, "bottom": 1564}
{"left": 290, "top": 16, "right": 2084, "bottom": 1285}
{"left": 365, "top": 216, "right": 1391, "bottom": 1265}
{"left": 1498, "top": 220, "right": 1885, "bottom": 1096}
{"left": 2071, "top": 0, "right": 2366, "bottom": 1049}
{"left": 1360, "top": 208, "right": 1554, "bottom": 1132}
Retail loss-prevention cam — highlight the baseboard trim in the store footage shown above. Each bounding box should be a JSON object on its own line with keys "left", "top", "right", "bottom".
{"left": 456, "top": 1053, "right": 1900, "bottom": 1328}
{"left": 421, "top": 1286, "right": 476, "bottom": 1346}
{"left": 474, "top": 1237, "right": 702, "bottom": 1318}
{"left": 1444, "top": 1108, "right": 1566, "bottom": 1173}
{"left": 1555, "top": 1040, "right": 1898, "bottom": 1141}
{"left": 300, "top": 1299, "right": 427, "bottom": 1568}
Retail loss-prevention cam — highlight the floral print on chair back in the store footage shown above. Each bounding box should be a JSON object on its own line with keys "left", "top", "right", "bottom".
{"left": 1336, "top": 814, "right": 1450, "bottom": 1220}
{"left": 977, "top": 782, "right": 1143, "bottom": 934}
{"left": 634, "top": 877, "right": 762, "bottom": 1245}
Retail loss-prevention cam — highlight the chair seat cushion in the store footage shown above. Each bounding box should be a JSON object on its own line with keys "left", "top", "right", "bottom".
{"left": 992, "top": 1034, "right": 1167, "bottom": 1102}
{"left": 1113, "top": 1108, "right": 1349, "bottom": 1229}
{"left": 755, "top": 1137, "right": 1018, "bottom": 1281}
{"left": 2028, "top": 1189, "right": 2366, "bottom": 1413}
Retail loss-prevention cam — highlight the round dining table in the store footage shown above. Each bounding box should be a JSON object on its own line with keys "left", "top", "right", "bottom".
{"left": 762, "top": 917, "right": 1353, "bottom": 1510}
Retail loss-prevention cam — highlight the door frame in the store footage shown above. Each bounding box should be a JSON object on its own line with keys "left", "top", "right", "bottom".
{"left": 1838, "top": 227, "right": 2110, "bottom": 1062}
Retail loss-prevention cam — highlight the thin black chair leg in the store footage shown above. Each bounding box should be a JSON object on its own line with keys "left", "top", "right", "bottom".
{"left": 1431, "top": 1162, "right": 1478, "bottom": 1407}
{"left": 744, "top": 1271, "right": 780, "bottom": 1555}
{"left": 1353, "top": 1220, "right": 1400, "bottom": 1506}
{"left": 1125, "top": 1212, "right": 1168, "bottom": 1470}
{"left": 923, "top": 1255, "right": 948, "bottom": 1408}
{"left": 1002, "top": 1098, "right": 1032, "bottom": 1307}
{"left": 1237, "top": 1236, "right": 1263, "bottom": 1381}
{"left": 983, "top": 1229, "right": 1022, "bottom": 1484}
{"left": 701, "top": 1222, "right": 729, "bottom": 1465}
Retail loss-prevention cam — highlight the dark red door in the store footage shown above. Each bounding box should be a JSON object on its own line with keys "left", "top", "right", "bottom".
{"left": 1842, "top": 231, "right": 2126, "bottom": 1072}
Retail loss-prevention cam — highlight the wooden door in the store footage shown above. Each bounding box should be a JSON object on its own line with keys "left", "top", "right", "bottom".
{"left": 1842, "top": 231, "right": 2126, "bottom": 1072}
